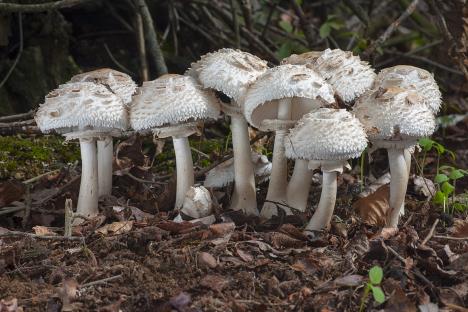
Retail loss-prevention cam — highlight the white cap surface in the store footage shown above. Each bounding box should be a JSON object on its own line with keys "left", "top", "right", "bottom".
{"left": 374, "top": 65, "right": 441, "bottom": 114}
{"left": 243, "top": 65, "right": 335, "bottom": 130}
{"left": 282, "top": 49, "right": 376, "bottom": 103}
{"left": 353, "top": 87, "right": 436, "bottom": 146}
{"left": 204, "top": 152, "right": 272, "bottom": 187}
{"left": 70, "top": 68, "right": 137, "bottom": 105}
{"left": 130, "top": 74, "right": 220, "bottom": 131}
{"left": 285, "top": 108, "right": 367, "bottom": 161}
{"left": 187, "top": 49, "right": 268, "bottom": 104}
{"left": 35, "top": 81, "right": 128, "bottom": 133}
{"left": 180, "top": 186, "right": 213, "bottom": 219}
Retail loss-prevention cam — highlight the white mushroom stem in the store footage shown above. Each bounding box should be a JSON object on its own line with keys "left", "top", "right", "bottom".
{"left": 387, "top": 148, "right": 409, "bottom": 227}
{"left": 305, "top": 170, "right": 337, "bottom": 231}
{"left": 229, "top": 114, "right": 259, "bottom": 216}
{"left": 173, "top": 136, "right": 195, "bottom": 209}
{"left": 76, "top": 137, "right": 99, "bottom": 220}
{"left": 286, "top": 159, "right": 313, "bottom": 212}
{"left": 261, "top": 98, "right": 292, "bottom": 218}
{"left": 399, "top": 148, "right": 412, "bottom": 216}
{"left": 97, "top": 136, "right": 113, "bottom": 197}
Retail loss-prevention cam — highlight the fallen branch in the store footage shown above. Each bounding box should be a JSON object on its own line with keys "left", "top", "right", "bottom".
{"left": 433, "top": 235, "right": 468, "bottom": 241}
{"left": 0, "top": 0, "right": 93, "bottom": 13}
{"left": 421, "top": 218, "right": 439, "bottom": 245}
{"left": 80, "top": 274, "right": 123, "bottom": 288}
{"left": 0, "top": 110, "right": 34, "bottom": 123}
{"left": 0, "top": 230, "right": 84, "bottom": 241}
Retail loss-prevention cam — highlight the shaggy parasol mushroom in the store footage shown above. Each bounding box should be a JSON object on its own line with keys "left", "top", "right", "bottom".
{"left": 174, "top": 186, "right": 213, "bottom": 222}
{"left": 35, "top": 82, "right": 128, "bottom": 220}
{"left": 187, "top": 49, "right": 268, "bottom": 216}
{"left": 130, "top": 74, "right": 220, "bottom": 209}
{"left": 282, "top": 48, "right": 376, "bottom": 212}
{"left": 284, "top": 108, "right": 367, "bottom": 232}
{"left": 70, "top": 68, "right": 137, "bottom": 197}
{"left": 243, "top": 64, "right": 335, "bottom": 218}
{"left": 353, "top": 87, "right": 436, "bottom": 227}
{"left": 372, "top": 65, "right": 441, "bottom": 215}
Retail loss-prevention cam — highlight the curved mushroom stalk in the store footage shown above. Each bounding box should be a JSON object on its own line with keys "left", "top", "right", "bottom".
{"left": 287, "top": 159, "right": 314, "bottom": 212}
{"left": 305, "top": 170, "right": 337, "bottom": 231}
{"left": 173, "top": 136, "right": 195, "bottom": 209}
{"left": 97, "top": 136, "right": 113, "bottom": 197}
{"left": 76, "top": 137, "right": 99, "bottom": 221}
{"left": 387, "top": 148, "right": 409, "bottom": 227}
{"left": 261, "top": 98, "right": 293, "bottom": 218}
{"left": 229, "top": 114, "right": 259, "bottom": 216}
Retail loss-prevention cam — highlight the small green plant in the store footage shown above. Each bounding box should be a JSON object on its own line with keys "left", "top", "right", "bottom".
{"left": 359, "top": 266, "right": 385, "bottom": 312}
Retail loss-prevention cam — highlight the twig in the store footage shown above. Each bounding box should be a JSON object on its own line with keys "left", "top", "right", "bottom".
{"left": 124, "top": 172, "right": 164, "bottom": 184}
{"left": 135, "top": 9, "right": 149, "bottom": 81}
{"left": 0, "top": 110, "right": 34, "bottom": 123}
{"left": 103, "top": 43, "right": 135, "bottom": 76}
{"left": 237, "top": 0, "right": 253, "bottom": 32}
{"left": 289, "top": 0, "right": 316, "bottom": 49}
{"left": 0, "top": 119, "right": 36, "bottom": 128}
{"left": 23, "top": 169, "right": 60, "bottom": 184}
{"left": 80, "top": 274, "right": 122, "bottom": 288}
{"left": 363, "top": 0, "right": 420, "bottom": 58}
{"left": 0, "top": 13, "right": 22, "bottom": 89}
{"left": 385, "top": 50, "right": 464, "bottom": 75}
{"left": 433, "top": 235, "right": 468, "bottom": 241}
{"left": 64, "top": 199, "right": 73, "bottom": 237}
{"left": 134, "top": 0, "right": 168, "bottom": 77}
{"left": 0, "top": 0, "right": 93, "bottom": 13}
{"left": 343, "top": 0, "right": 369, "bottom": 26}
{"left": 421, "top": 218, "right": 439, "bottom": 245}
{"left": 375, "top": 40, "right": 443, "bottom": 68}
{"left": 229, "top": 0, "right": 240, "bottom": 48}
{"left": 0, "top": 230, "right": 84, "bottom": 241}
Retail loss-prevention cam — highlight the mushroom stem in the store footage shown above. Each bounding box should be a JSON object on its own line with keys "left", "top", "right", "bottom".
{"left": 173, "top": 136, "right": 195, "bottom": 209}
{"left": 287, "top": 159, "right": 313, "bottom": 212}
{"left": 229, "top": 114, "right": 259, "bottom": 216}
{"left": 261, "top": 98, "right": 292, "bottom": 218}
{"left": 76, "top": 138, "right": 99, "bottom": 220}
{"left": 97, "top": 136, "right": 113, "bottom": 197}
{"left": 387, "top": 148, "right": 409, "bottom": 227}
{"left": 305, "top": 170, "right": 337, "bottom": 231}
{"left": 399, "top": 148, "right": 412, "bottom": 216}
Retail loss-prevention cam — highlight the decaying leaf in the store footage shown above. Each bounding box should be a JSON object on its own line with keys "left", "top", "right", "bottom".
{"left": 451, "top": 219, "right": 468, "bottom": 238}
{"left": 95, "top": 221, "right": 134, "bottom": 235}
{"left": 209, "top": 222, "right": 235, "bottom": 237}
{"left": 353, "top": 184, "right": 390, "bottom": 226}
{"left": 198, "top": 252, "right": 217, "bottom": 269}
{"left": 200, "top": 274, "right": 229, "bottom": 291}
{"left": 32, "top": 226, "right": 57, "bottom": 236}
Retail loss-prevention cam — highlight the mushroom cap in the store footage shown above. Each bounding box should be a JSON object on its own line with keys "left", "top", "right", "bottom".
{"left": 285, "top": 108, "right": 368, "bottom": 161}
{"left": 374, "top": 65, "right": 441, "bottom": 114}
{"left": 70, "top": 68, "right": 137, "bottom": 105}
{"left": 180, "top": 186, "right": 213, "bottom": 219}
{"left": 35, "top": 81, "right": 128, "bottom": 133}
{"left": 282, "top": 49, "right": 376, "bottom": 103}
{"left": 353, "top": 87, "right": 436, "bottom": 146}
{"left": 129, "top": 74, "right": 220, "bottom": 131}
{"left": 204, "top": 152, "right": 272, "bottom": 188}
{"left": 186, "top": 48, "right": 268, "bottom": 104}
{"left": 243, "top": 65, "right": 335, "bottom": 130}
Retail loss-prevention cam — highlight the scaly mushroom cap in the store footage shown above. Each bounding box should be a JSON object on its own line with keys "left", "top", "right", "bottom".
{"left": 186, "top": 48, "right": 268, "bottom": 104}
{"left": 374, "top": 65, "right": 441, "bottom": 114}
{"left": 285, "top": 108, "right": 367, "bottom": 161}
{"left": 70, "top": 68, "right": 137, "bottom": 105}
{"left": 353, "top": 87, "right": 436, "bottom": 146}
{"left": 204, "top": 152, "right": 272, "bottom": 188}
{"left": 243, "top": 65, "right": 335, "bottom": 130}
{"left": 130, "top": 74, "right": 220, "bottom": 131}
{"left": 35, "top": 82, "right": 128, "bottom": 133}
{"left": 282, "top": 49, "right": 376, "bottom": 103}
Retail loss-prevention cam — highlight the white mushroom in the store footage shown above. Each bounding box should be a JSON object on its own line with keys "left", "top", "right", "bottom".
{"left": 130, "top": 74, "right": 220, "bottom": 209}
{"left": 284, "top": 108, "right": 367, "bottom": 231}
{"left": 178, "top": 185, "right": 213, "bottom": 220}
{"left": 244, "top": 65, "right": 335, "bottom": 218}
{"left": 35, "top": 82, "right": 128, "bottom": 220}
{"left": 70, "top": 68, "right": 137, "bottom": 197}
{"left": 187, "top": 49, "right": 268, "bottom": 216}
{"left": 353, "top": 87, "right": 436, "bottom": 227}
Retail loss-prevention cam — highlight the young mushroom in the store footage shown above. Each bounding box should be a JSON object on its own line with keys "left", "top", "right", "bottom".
{"left": 353, "top": 87, "right": 436, "bottom": 227}
{"left": 35, "top": 82, "right": 128, "bottom": 220}
{"left": 187, "top": 49, "right": 268, "bottom": 216}
{"left": 70, "top": 68, "right": 137, "bottom": 197}
{"left": 174, "top": 186, "right": 214, "bottom": 223}
{"left": 130, "top": 74, "right": 220, "bottom": 209}
{"left": 243, "top": 64, "right": 335, "bottom": 218}
{"left": 282, "top": 48, "right": 376, "bottom": 212}
{"left": 284, "top": 108, "right": 368, "bottom": 232}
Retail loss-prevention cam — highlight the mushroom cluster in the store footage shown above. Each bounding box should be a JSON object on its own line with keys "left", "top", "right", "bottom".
{"left": 35, "top": 48, "right": 440, "bottom": 232}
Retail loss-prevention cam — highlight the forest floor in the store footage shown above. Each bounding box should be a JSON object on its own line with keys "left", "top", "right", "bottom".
{"left": 0, "top": 119, "right": 467, "bottom": 312}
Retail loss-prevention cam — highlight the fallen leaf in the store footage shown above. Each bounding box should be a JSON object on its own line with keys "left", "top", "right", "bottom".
{"left": 95, "top": 221, "right": 133, "bottom": 235}
{"left": 353, "top": 184, "right": 390, "bottom": 226}
{"left": 209, "top": 222, "right": 235, "bottom": 237}
{"left": 236, "top": 248, "right": 253, "bottom": 262}
{"left": 32, "top": 226, "right": 57, "bottom": 236}
{"left": 333, "top": 275, "right": 363, "bottom": 287}
{"left": 200, "top": 274, "right": 229, "bottom": 291}
{"left": 385, "top": 286, "right": 417, "bottom": 312}
{"left": 57, "top": 279, "right": 79, "bottom": 312}
{"left": 156, "top": 221, "right": 196, "bottom": 234}
{"left": 198, "top": 252, "right": 217, "bottom": 269}
{"left": 451, "top": 219, "right": 468, "bottom": 238}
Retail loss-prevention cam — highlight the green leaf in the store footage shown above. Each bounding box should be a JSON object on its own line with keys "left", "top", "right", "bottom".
{"left": 279, "top": 20, "right": 293, "bottom": 33}
{"left": 433, "top": 142, "right": 445, "bottom": 155}
{"left": 453, "top": 202, "right": 468, "bottom": 213}
{"left": 441, "top": 181, "right": 455, "bottom": 195}
{"left": 433, "top": 191, "right": 447, "bottom": 204}
{"left": 319, "top": 23, "right": 331, "bottom": 38}
{"left": 327, "top": 20, "right": 343, "bottom": 30}
{"left": 418, "top": 138, "right": 434, "bottom": 152}
{"left": 276, "top": 42, "right": 292, "bottom": 60}
{"left": 449, "top": 169, "right": 464, "bottom": 180}
{"left": 434, "top": 174, "right": 449, "bottom": 184}
{"left": 371, "top": 286, "right": 386, "bottom": 304}
{"left": 295, "top": 0, "right": 303, "bottom": 5}
{"left": 369, "top": 266, "right": 383, "bottom": 285}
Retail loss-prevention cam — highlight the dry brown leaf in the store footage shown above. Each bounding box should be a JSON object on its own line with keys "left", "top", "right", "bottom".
{"left": 333, "top": 275, "right": 363, "bottom": 287}
{"left": 57, "top": 279, "right": 79, "bottom": 312}
{"left": 452, "top": 219, "right": 468, "bottom": 238}
{"left": 353, "top": 184, "right": 390, "bottom": 226}
{"left": 198, "top": 252, "right": 217, "bottom": 269}
{"left": 236, "top": 248, "right": 253, "bottom": 262}
{"left": 200, "top": 274, "right": 229, "bottom": 291}
{"left": 156, "top": 221, "right": 196, "bottom": 234}
{"left": 95, "top": 221, "right": 133, "bottom": 235}
{"left": 32, "top": 226, "right": 57, "bottom": 236}
{"left": 209, "top": 222, "right": 235, "bottom": 237}
{"left": 385, "top": 285, "right": 417, "bottom": 312}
